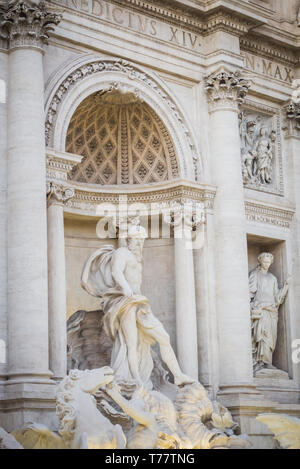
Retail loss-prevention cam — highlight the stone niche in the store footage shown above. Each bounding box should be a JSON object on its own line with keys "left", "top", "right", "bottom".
{"left": 247, "top": 234, "right": 291, "bottom": 377}
{"left": 64, "top": 215, "right": 176, "bottom": 347}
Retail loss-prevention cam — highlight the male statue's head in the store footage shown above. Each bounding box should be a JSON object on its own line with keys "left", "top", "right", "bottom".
{"left": 127, "top": 221, "right": 147, "bottom": 260}
{"left": 260, "top": 126, "right": 268, "bottom": 137}
{"left": 246, "top": 121, "right": 256, "bottom": 136}
{"left": 258, "top": 252, "right": 274, "bottom": 272}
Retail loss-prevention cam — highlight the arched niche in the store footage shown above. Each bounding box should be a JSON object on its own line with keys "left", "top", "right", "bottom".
{"left": 45, "top": 55, "right": 202, "bottom": 182}
{"left": 65, "top": 89, "right": 180, "bottom": 186}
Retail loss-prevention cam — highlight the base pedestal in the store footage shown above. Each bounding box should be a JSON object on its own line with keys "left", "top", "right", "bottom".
{"left": 0, "top": 380, "right": 58, "bottom": 433}
{"left": 217, "top": 384, "right": 300, "bottom": 449}
{"left": 255, "top": 368, "right": 289, "bottom": 380}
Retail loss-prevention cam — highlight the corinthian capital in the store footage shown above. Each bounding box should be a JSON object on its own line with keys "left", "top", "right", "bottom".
{"left": 0, "top": 1, "right": 62, "bottom": 50}
{"left": 205, "top": 69, "right": 251, "bottom": 112}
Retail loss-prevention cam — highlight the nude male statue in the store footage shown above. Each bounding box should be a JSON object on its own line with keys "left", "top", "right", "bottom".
{"left": 81, "top": 219, "right": 193, "bottom": 388}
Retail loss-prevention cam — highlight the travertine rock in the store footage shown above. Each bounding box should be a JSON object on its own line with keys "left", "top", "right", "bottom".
{"left": 257, "top": 414, "right": 300, "bottom": 449}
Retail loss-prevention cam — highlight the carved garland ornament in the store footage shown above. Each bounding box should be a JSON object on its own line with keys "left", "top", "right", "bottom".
{"left": 0, "top": 0, "right": 61, "bottom": 49}
{"left": 45, "top": 58, "right": 200, "bottom": 180}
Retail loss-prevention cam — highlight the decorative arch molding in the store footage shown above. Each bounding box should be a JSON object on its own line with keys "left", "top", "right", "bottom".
{"left": 45, "top": 54, "right": 202, "bottom": 182}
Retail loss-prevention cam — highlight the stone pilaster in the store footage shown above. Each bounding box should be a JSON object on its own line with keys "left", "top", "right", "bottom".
{"left": 47, "top": 182, "right": 74, "bottom": 381}
{"left": 193, "top": 210, "right": 219, "bottom": 395}
{"left": 0, "top": 40, "right": 8, "bottom": 382}
{"left": 283, "top": 100, "right": 300, "bottom": 389}
{"left": 205, "top": 69, "right": 254, "bottom": 391}
{"left": 0, "top": 1, "right": 61, "bottom": 430}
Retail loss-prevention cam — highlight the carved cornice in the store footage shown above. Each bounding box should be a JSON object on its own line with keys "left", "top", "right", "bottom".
{"left": 240, "top": 35, "right": 298, "bottom": 67}
{"left": 202, "top": 11, "right": 255, "bottom": 37}
{"left": 60, "top": 181, "right": 216, "bottom": 216}
{"left": 245, "top": 200, "right": 295, "bottom": 229}
{"left": 283, "top": 100, "right": 300, "bottom": 138}
{"left": 56, "top": 178, "right": 294, "bottom": 230}
{"left": 46, "top": 149, "right": 83, "bottom": 183}
{"left": 50, "top": 0, "right": 261, "bottom": 39}
{"left": 111, "top": 1, "right": 260, "bottom": 35}
{"left": 205, "top": 69, "right": 251, "bottom": 112}
{"left": 0, "top": 0, "right": 61, "bottom": 50}
{"left": 46, "top": 181, "right": 74, "bottom": 206}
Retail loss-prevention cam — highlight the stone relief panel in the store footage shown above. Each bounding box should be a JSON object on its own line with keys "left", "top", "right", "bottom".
{"left": 65, "top": 90, "right": 179, "bottom": 185}
{"left": 239, "top": 107, "right": 282, "bottom": 195}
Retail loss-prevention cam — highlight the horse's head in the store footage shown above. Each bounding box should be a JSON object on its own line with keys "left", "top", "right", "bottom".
{"left": 69, "top": 367, "right": 114, "bottom": 394}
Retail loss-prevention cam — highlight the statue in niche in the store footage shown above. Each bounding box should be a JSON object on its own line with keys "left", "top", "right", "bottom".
{"left": 240, "top": 120, "right": 257, "bottom": 182}
{"left": 239, "top": 113, "right": 276, "bottom": 186}
{"left": 81, "top": 217, "right": 192, "bottom": 389}
{"left": 254, "top": 126, "right": 276, "bottom": 185}
{"left": 249, "top": 252, "right": 290, "bottom": 375}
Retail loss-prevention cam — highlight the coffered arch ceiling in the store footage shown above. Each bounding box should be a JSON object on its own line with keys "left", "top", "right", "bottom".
{"left": 66, "top": 90, "right": 180, "bottom": 185}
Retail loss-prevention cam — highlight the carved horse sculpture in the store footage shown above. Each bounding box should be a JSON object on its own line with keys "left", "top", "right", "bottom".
{"left": 12, "top": 367, "right": 251, "bottom": 450}
{"left": 13, "top": 367, "right": 126, "bottom": 449}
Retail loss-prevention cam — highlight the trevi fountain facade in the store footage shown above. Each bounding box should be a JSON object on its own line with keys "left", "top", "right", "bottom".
{"left": 0, "top": 0, "right": 300, "bottom": 450}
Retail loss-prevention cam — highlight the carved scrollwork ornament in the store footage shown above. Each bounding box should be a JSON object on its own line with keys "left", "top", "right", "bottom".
{"left": 0, "top": 0, "right": 62, "bottom": 50}
{"left": 205, "top": 70, "right": 251, "bottom": 112}
{"left": 46, "top": 181, "right": 74, "bottom": 206}
{"left": 283, "top": 100, "right": 300, "bottom": 137}
{"left": 163, "top": 202, "right": 206, "bottom": 233}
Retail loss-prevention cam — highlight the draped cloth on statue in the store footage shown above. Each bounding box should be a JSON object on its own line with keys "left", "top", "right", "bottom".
{"left": 249, "top": 268, "right": 284, "bottom": 365}
{"left": 81, "top": 246, "right": 157, "bottom": 387}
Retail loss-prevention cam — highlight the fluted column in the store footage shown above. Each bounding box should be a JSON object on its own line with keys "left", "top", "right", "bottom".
{"left": 1, "top": 1, "right": 61, "bottom": 382}
{"left": 0, "top": 45, "right": 8, "bottom": 381}
{"left": 47, "top": 183, "right": 74, "bottom": 381}
{"left": 284, "top": 101, "right": 300, "bottom": 387}
{"left": 205, "top": 70, "right": 253, "bottom": 388}
{"left": 165, "top": 207, "right": 199, "bottom": 380}
{"left": 193, "top": 211, "right": 219, "bottom": 394}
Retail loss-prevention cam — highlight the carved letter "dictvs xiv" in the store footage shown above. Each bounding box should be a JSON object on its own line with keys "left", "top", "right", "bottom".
{"left": 55, "top": 0, "right": 202, "bottom": 51}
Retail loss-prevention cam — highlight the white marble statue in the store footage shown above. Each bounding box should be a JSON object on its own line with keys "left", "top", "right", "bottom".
{"left": 106, "top": 382, "right": 190, "bottom": 449}
{"left": 257, "top": 414, "right": 300, "bottom": 449}
{"left": 11, "top": 366, "right": 249, "bottom": 450}
{"left": 13, "top": 367, "right": 124, "bottom": 449}
{"left": 249, "top": 253, "right": 290, "bottom": 374}
{"left": 240, "top": 120, "right": 257, "bottom": 182}
{"left": 254, "top": 127, "right": 276, "bottom": 185}
{"left": 81, "top": 219, "right": 193, "bottom": 388}
{"left": 13, "top": 367, "right": 169, "bottom": 450}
